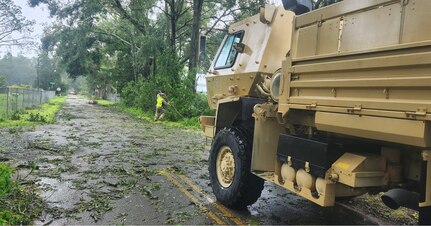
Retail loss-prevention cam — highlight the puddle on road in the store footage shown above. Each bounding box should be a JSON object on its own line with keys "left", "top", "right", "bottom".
{"left": 236, "top": 182, "right": 376, "bottom": 225}
{"left": 38, "top": 177, "right": 79, "bottom": 209}
{"left": 0, "top": 96, "right": 417, "bottom": 225}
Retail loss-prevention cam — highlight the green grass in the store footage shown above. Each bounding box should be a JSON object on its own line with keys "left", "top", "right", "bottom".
{"left": 92, "top": 97, "right": 199, "bottom": 129}
{"left": 97, "top": 99, "right": 115, "bottom": 106}
{"left": 0, "top": 163, "right": 12, "bottom": 198}
{"left": 0, "top": 94, "right": 6, "bottom": 118}
{"left": 0, "top": 163, "right": 43, "bottom": 225}
{"left": 0, "top": 92, "right": 28, "bottom": 118}
{"left": 0, "top": 96, "right": 66, "bottom": 128}
{"left": 116, "top": 105, "right": 200, "bottom": 129}
{"left": 6, "top": 85, "right": 30, "bottom": 89}
{"left": 85, "top": 96, "right": 199, "bottom": 129}
{"left": 0, "top": 91, "right": 51, "bottom": 119}
{"left": 0, "top": 94, "right": 22, "bottom": 118}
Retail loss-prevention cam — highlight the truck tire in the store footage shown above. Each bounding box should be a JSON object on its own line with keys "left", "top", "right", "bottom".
{"left": 209, "top": 127, "right": 264, "bottom": 209}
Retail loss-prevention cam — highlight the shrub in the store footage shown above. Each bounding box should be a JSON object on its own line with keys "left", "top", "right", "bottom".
{"left": 121, "top": 78, "right": 214, "bottom": 122}
{"left": 10, "top": 112, "right": 21, "bottom": 121}
{"left": 27, "top": 113, "right": 47, "bottom": 123}
{"left": 120, "top": 50, "right": 216, "bottom": 122}
{"left": 0, "top": 163, "right": 43, "bottom": 225}
{"left": 0, "top": 163, "right": 12, "bottom": 198}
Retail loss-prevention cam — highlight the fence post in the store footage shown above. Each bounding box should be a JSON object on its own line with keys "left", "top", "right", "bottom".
{"left": 15, "top": 92, "right": 18, "bottom": 113}
{"left": 6, "top": 87, "right": 9, "bottom": 117}
{"left": 22, "top": 89, "right": 25, "bottom": 109}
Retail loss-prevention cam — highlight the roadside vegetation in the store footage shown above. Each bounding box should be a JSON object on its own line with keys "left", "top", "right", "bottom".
{"left": 0, "top": 163, "right": 43, "bottom": 225}
{"left": 0, "top": 93, "right": 7, "bottom": 117}
{"left": 120, "top": 66, "right": 214, "bottom": 123}
{"left": 95, "top": 99, "right": 114, "bottom": 106}
{"left": 0, "top": 96, "right": 66, "bottom": 128}
{"left": 0, "top": 96, "right": 66, "bottom": 224}
{"left": 97, "top": 98, "right": 202, "bottom": 129}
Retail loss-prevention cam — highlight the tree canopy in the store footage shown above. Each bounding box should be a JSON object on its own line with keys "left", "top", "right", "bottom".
{"left": 23, "top": 0, "right": 348, "bottom": 120}
{"left": 0, "top": 0, "right": 35, "bottom": 47}
{"left": 313, "top": 0, "right": 343, "bottom": 9}
{"left": 31, "top": 1, "right": 354, "bottom": 119}
{"left": 0, "top": 54, "right": 36, "bottom": 86}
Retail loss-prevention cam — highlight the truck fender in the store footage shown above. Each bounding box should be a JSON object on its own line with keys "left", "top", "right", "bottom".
{"left": 215, "top": 97, "right": 266, "bottom": 133}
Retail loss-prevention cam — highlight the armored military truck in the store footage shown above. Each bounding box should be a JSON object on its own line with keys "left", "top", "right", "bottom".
{"left": 199, "top": 0, "right": 431, "bottom": 224}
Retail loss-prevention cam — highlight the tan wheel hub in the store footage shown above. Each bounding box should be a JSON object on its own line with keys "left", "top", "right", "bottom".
{"left": 216, "top": 146, "right": 235, "bottom": 188}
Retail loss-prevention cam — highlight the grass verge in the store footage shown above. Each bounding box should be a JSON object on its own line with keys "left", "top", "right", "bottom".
{"left": 96, "top": 100, "right": 200, "bottom": 129}
{"left": 0, "top": 163, "right": 43, "bottom": 225}
{"left": 96, "top": 99, "right": 115, "bottom": 106}
{"left": 0, "top": 96, "right": 66, "bottom": 128}
{"left": 121, "top": 106, "right": 200, "bottom": 129}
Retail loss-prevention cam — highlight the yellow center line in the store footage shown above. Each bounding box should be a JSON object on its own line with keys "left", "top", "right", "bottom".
{"left": 177, "top": 174, "right": 246, "bottom": 226}
{"left": 163, "top": 171, "right": 226, "bottom": 225}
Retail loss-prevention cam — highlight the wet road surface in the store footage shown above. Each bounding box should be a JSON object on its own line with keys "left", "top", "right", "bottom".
{"left": 0, "top": 96, "right": 412, "bottom": 224}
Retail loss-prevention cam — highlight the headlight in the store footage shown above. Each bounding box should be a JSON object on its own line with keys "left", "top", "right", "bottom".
{"left": 270, "top": 70, "right": 282, "bottom": 102}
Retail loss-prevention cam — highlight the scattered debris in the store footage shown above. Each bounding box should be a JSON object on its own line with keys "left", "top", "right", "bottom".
{"left": 0, "top": 96, "right": 416, "bottom": 225}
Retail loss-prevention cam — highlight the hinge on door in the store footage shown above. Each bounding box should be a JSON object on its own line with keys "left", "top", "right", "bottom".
{"left": 405, "top": 108, "right": 427, "bottom": 118}
{"left": 347, "top": 104, "right": 362, "bottom": 113}
{"left": 305, "top": 161, "right": 310, "bottom": 173}
{"left": 306, "top": 102, "right": 317, "bottom": 110}
{"left": 423, "top": 150, "right": 431, "bottom": 161}
{"left": 287, "top": 156, "right": 293, "bottom": 166}
{"left": 317, "top": 15, "right": 323, "bottom": 27}
{"left": 402, "top": 0, "right": 410, "bottom": 6}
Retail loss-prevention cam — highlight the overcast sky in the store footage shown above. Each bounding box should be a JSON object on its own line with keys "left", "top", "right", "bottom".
{"left": 2, "top": 0, "right": 283, "bottom": 58}
{"left": 0, "top": 0, "right": 54, "bottom": 58}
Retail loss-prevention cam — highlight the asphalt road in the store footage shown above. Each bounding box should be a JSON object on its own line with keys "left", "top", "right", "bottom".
{"left": 0, "top": 95, "right": 415, "bottom": 225}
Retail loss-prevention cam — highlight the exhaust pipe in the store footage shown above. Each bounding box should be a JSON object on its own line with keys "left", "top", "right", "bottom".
{"left": 381, "top": 188, "right": 419, "bottom": 211}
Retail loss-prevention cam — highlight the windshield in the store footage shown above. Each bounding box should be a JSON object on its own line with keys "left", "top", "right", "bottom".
{"left": 214, "top": 32, "right": 243, "bottom": 69}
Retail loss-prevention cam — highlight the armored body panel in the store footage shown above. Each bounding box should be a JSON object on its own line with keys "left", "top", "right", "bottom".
{"left": 201, "top": 0, "right": 431, "bottom": 224}
{"left": 278, "top": 0, "right": 431, "bottom": 147}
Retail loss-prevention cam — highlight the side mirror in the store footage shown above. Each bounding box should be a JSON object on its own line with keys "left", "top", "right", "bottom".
{"left": 281, "top": 0, "right": 313, "bottom": 15}
{"left": 259, "top": 4, "right": 277, "bottom": 24}
{"left": 199, "top": 35, "right": 207, "bottom": 62}
{"left": 233, "top": 43, "right": 245, "bottom": 53}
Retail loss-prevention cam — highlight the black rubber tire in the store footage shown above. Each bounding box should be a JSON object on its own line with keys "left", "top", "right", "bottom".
{"left": 208, "top": 127, "right": 264, "bottom": 209}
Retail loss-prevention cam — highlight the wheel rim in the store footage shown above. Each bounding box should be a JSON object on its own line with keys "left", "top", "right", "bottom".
{"left": 216, "top": 145, "right": 235, "bottom": 188}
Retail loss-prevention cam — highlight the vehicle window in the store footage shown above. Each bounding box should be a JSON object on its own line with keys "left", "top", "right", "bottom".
{"left": 214, "top": 32, "right": 243, "bottom": 69}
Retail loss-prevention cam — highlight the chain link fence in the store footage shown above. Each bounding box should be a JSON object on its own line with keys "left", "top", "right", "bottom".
{"left": 106, "top": 93, "right": 121, "bottom": 103}
{"left": 0, "top": 87, "right": 56, "bottom": 118}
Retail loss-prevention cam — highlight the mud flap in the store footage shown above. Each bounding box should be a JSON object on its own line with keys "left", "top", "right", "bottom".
{"left": 419, "top": 156, "right": 431, "bottom": 225}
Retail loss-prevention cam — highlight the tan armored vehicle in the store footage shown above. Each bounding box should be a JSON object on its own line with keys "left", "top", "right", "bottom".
{"left": 200, "top": 0, "right": 431, "bottom": 224}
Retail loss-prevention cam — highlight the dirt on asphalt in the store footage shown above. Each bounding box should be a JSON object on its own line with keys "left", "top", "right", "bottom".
{"left": 0, "top": 95, "right": 417, "bottom": 225}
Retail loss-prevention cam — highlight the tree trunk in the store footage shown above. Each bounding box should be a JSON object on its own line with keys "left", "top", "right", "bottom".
{"left": 165, "top": 0, "right": 170, "bottom": 45}
{"left": 188, "top": 0, "right": 203, "bottom": 91}
{"left": 169, "top": 0, "right": 177, "bottom": 52}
